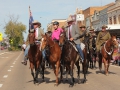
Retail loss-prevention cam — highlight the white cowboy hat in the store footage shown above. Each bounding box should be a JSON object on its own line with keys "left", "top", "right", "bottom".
{"left": 32, "top": 20, "right": 41, "bottom": 26}
{"left": 67, "top": 16, "right": 74, "bottom": 23}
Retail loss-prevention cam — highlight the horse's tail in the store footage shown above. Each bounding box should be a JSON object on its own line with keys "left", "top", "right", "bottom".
{"left": 98, "top": 53, "right": 102, "bottom": 70}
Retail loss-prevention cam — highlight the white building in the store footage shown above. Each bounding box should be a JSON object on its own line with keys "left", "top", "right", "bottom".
{"left": 107, "top": 0, "right": 120, "bottom": 29}
{"left": 91, "top": 10, "right": 100, "bottom": 31}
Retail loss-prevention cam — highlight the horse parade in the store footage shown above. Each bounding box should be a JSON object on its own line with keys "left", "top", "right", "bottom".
{"left": 0, "top": 0, "right": 120, "bottom": 90}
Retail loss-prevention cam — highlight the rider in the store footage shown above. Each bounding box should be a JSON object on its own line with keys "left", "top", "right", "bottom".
{"left": 51, "top": 21, "right": 63, "bottom": 43}
{"left": 66, "top": 17, "right": 85, "bottom": 62}
{"left": 96, "top": 25, "right": 111, "bottom": 58}
{"left": 23, "top": 20, "right": 45, "bottom": 65}
{"left": 88, "top": 27, "right": 97, "bottom": 52}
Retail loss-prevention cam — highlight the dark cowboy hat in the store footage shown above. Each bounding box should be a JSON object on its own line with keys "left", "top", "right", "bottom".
{"left": 32, "top": 20, "right": 41, "bottom": 27}
{"left": 102, "top": 25, "right": 108, "bottom": 29}
{"left": 80, "top": 25, "right": 86, "bottom": 28}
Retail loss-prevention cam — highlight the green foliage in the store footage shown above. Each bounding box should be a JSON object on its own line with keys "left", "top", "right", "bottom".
{"left": 4, "top": 15, "right": 26, "bottom": 50}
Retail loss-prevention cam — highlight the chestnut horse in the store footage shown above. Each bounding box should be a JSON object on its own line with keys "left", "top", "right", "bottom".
{"left": 59, "top": 32, "right": 87, "bottom": 87}
{"left": 28, "top": 32, "right": 44, "bottom": 84}
{"left": 40, "top": 34, "right": 61, "bottom": 86}
{"left": 99, "top": 35, "right": 118, "bottom": 75}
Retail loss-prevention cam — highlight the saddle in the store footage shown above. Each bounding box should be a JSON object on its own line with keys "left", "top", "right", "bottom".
{"left": 69, "top": 41, "right": 85, "bottom": 52}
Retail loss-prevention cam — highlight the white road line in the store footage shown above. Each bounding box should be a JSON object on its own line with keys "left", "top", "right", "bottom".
{"left": 0, "top": 84, "right": 3, "bottom": 88}
{"left": 3, "top": 75, "right": 8, "bottom": 78}
{"left": 0, "top": 52, "right": 9, "bottom": 56}
{"left": 15, "top": 51, "right": 23, "bottom": 60}
{"left": 10, "top": 66, "right": 14, "bottom": 67}
{"left": 8, "top": 69, "right": 11, "bottom": 72}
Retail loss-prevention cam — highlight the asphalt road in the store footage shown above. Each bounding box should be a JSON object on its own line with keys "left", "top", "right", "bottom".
{"left": 0, "top": 51, "right": 120, "bottom": 90}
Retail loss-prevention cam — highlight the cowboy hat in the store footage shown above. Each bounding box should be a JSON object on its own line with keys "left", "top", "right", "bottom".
{"left": 102, "top": 25, "right": 108, "bottom": 29}
{"left": 80, "top": 25, "right": 86, "bottom": 28}
{"left": 32, "top": 20, "right": 41, "bottom": 26}
{"left": 89, "top": 27, "right": 94, "bottom": 31}
{"left": 67, "top": 16, "right": 74, "bottom": 22}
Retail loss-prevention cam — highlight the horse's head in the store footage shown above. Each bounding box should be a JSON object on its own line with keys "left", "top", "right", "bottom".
{"left": 40, "top": 34, "right": 48, "bottom": 51}
{"left": 110, "top": 35, "right": 118, "bottom": 49}
{"left": 28, "top": 32, "right": 35, "bottom": 46}
{"left": 59, "top": 31, "right": 66, "bottom": 46}
{"left": 45, "top": 31, "right": 52, "bottom": 37}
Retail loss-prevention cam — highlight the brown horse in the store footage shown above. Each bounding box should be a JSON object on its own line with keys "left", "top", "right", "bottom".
{"left": 99, "top": 35, "right": 118, "bottom": 75}
{"left": 28, "top": 32, "right": 44, "bottom": 84}
{"left": 40, "top": 34, "right": 61, "bottom": 86}
{"left": 59, "top": 32, "right": 87, "bottom": 87}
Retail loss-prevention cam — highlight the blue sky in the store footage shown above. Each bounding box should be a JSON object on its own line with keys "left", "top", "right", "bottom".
{"left": 0, "top": 0, "right": 115, "bottom": 40}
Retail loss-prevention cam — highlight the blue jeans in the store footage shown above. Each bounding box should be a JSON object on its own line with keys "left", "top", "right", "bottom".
{"left": 42, "top": 49, "right": 46, "bottom": 60}
{"left": 24, "top": 45, "right": 30, "bottom": 61}
{"left": 24, "top": 45, "right": 46, "bottom": 61}
{"left": 76, "top": 44, "right": 84, "bottom": 60}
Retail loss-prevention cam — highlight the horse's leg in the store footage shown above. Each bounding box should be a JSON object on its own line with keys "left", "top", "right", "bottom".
{"left": 106, "top": 59, "right": 110, "bottom": 75}
{"left": 69, "top": 61, "right": 74, "bottom": 87}
{"left": 75, "top": 61, "right": 81, "bottom": 84}
{"left": 30, "top": 62, "right": 35, "bottom": 83}
{"left": 60, "top": 62, "right": 63, "bottom": 82}
{"left": 41, "top": 59, "right": 45, "bottom": 81}
{"left": 103, "top": 58, "right": 107, "bottom": 75}
{"left": 99, "top": 53, "right": 102, "bottom": 72}
{"left": 54, "top": 61, "right": 60, "bottom": 86}
{"left": 65, "top": 65, "right": 69, "bottom": 81}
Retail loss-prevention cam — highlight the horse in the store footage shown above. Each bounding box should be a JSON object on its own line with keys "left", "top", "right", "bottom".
{"left": 98, "top": 35, "right": 118, "bottom": 75}
{"left": 28, "top": 32, "right": 44, "bottom": 84}
{"left": 59, "top": 32, "right": 87, "bottom": 87}
{"left": 44, "top": 31, "right": 52, "bottom": 67}
{"left": 89, "top": 36, "right": 97, "bottom": 69}
{"left": 40, "top": 34, "right": 61, "bottom": 86}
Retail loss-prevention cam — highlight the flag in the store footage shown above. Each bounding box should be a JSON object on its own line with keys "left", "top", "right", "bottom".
{"left": 29, "top": 6, "right": 34, "bottom": 30}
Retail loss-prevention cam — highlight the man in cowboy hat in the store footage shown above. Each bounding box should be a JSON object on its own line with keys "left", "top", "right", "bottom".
{"left": 66, "top": 16, "right": 85, "bottom": 62}
{"left": 96, "top": 25, "right": 111, "bottom": 58}
{"left": 89, "top": 27, "right": 97, "bottom": 50}
{"left": 22, "top": 20, "right": 45, "bottom": 65}
{"left": 79, "top": 25, "right": 87, "bottom": 43}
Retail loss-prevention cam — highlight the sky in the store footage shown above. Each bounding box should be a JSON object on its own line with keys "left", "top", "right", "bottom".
{"left": 0, "top": 0, "right": 115, "bottom": 40}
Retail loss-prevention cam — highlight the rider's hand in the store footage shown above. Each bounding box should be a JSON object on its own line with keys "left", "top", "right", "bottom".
{"left": 70, "top": 38, "right": 73, "bottom": 41}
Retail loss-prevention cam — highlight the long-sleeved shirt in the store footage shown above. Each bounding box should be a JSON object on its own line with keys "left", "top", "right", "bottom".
{"left": 52, "top": 28, "right": 63, "bottom": 40}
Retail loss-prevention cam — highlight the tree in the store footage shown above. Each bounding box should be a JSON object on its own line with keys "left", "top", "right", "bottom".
{"left": 4, "top": 15, "right": 26, "bottom": 50}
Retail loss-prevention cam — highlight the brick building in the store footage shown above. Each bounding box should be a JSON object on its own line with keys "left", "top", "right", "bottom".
{"left": 48, "top": 19, "right": 67, "bottom": 31}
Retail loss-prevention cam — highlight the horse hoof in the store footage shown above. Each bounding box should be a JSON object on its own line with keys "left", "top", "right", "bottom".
{"left": 54, "top": 83, "right": 58, "bottom": 86}
{"left": 69, "top": 83, "right": 74, "bottom": 87}
{"left": 106, "top": 73, "right": 109, "bottom": 76}
{"left": 82, "top": 79, "right": 86, "bottom": 83}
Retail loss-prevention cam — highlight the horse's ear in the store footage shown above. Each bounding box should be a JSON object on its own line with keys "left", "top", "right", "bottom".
{"left": 111, "top": 33, "right": 117, "bottom": 37}
{"left": 41, "top": 34, "right": 44, "bottom": 37}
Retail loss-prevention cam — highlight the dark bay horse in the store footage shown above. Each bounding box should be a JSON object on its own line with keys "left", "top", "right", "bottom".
{"left": 59, "top": 32, "right": 87, "bottom": 87}
{"left": 89, "top": 36, "right": 97, "bottom": 69}
{"left": 99, "top": 35, "right": 118, "bottom": 75}
{"left": 28, "top": 32, "right": 44, "bottom": 84}
{"left": 40, "top": 34, "right": 61, "bottom": 86}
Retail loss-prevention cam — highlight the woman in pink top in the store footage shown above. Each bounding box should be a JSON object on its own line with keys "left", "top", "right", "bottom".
{"left": 52, "top": 21, "right": 63, "bottom": 43}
